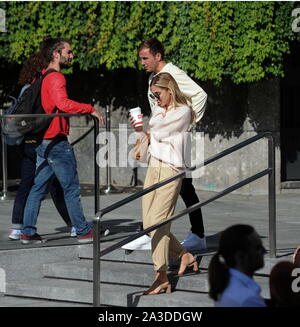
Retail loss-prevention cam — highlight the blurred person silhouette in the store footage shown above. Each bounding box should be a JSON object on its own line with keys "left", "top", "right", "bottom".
{"left": 269, "top": 261, "right": 300, "bottom": 307}
{"left": 208, "top": 224, "right": 267, "bottom": 307}
{"left": 8, "top": 51, "right": 75, "bottom": 240}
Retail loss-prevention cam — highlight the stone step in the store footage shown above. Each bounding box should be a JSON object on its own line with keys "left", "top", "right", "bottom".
{"left": 6, "top": 279, "right": 214, "bottom": 307}
{"left": 79, "top": 244, "right": 215, "bottom": 264}
{"left": 43, "top": 260, "right": 209, "bottom": 292}
{"left": 196, "top": 255, "right": 288, "bottom": 276}
{"left": 79, "top": 244, "right": 281, "bottom": 276}
{"left": 0, "top": 294, "right": 91, "bottom": 307}
{"left": 43, "top": 259, "right": 271, "bottom": 299}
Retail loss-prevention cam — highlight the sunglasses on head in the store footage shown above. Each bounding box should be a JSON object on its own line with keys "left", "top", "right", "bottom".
{"left": 149, "top": 92, "right": 160, "bottom": 100}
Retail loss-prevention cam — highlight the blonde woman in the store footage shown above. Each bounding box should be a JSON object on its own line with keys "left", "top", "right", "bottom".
{"left": 131, "top": 72, "right": 198, "bottom": 295}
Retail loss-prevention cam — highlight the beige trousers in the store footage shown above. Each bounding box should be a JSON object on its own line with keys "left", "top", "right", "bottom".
{"left": 143, "top": 156, "right": 187, "bottom": 271}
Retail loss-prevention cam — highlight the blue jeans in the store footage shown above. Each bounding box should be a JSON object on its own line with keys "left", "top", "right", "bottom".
{"left": 12, "top": 139, "right": 71, "bottom": 229}
{"left": 22, "top": 139, "right": 92, "bottom": 236}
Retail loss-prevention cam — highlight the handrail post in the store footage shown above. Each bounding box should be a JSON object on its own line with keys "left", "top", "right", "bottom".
{"left": 268, "top": 134, "right": 276, "bottom": 258}
{"left": 93, "top": 216, "right": 101, "bottom": 307}
{"left": 93, "top": 117, "right": 101, "bottom": 306}
{"left": 100, "top": 106, "right": 127, "bottom": 194}
{"left": 93, "top": 117, "right": 100, "bottom": 214}
{"left": 105, "top": 105, "right": 111, "bottom": 193}
{"left": 100, "top": 106, "right": 112, "bottom": 194}
{"left": 0, "top": 109, "right": 12, "bottom": 200}
{"left": 0, "top": 109, "right": 8, "bottom": 198}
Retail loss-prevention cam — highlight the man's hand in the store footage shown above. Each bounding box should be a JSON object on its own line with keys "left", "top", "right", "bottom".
{"left": 91, "top": 109, "right": 105, "bottom": 126}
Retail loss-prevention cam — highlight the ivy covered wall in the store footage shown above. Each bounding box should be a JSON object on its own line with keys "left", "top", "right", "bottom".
{"left": 0, "top": 1, "right": 299, "bottom": 84}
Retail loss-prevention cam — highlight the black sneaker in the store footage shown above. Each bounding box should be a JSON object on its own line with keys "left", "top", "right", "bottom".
{"left": 21, "top": 233, "right": 43, "bottom": 244}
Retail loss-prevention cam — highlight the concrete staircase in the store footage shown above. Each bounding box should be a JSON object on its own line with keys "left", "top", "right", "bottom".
{"left": 4, "top": 243, "right": 215, "bottom": 307}
{"left": 3, "top": 242, "right": 276, "bottom": 306}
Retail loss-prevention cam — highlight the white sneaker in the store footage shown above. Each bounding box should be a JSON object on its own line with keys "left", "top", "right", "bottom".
{"left": 121, "top": 234, "right": 151, "bottom": 251}
{"left": 70, "top": 227, "right": 77, "bottom": 237}
{"left": 102, "top": 228, "right": 110, "bottom": 237}
{"left": 9, "top": 229, "right": 22, "bottom": 240}
{"left": 181, "top": 232, "right": 207, "bottom": 252}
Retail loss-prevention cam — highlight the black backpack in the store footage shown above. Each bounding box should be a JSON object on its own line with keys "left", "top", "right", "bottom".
{"left": 2, "top": 84, "right": 30, "bottom": 145}
{"left": 2, "top": 69, "right": 57, "bottom": 145}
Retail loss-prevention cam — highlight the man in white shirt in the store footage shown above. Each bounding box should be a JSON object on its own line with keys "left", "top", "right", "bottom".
{"left": 122, "top": 38, "right": 208, "bottom": 253}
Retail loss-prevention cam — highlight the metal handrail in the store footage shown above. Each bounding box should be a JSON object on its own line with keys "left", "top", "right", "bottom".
{"left": 0, "top": 112, "right": 100, "bottom": 214}
{"left": 99, "top": 169, "right": 272, "bottom": 257}
{"left": 93, "top": 131, "right": 276, "bottom": 306}
{"left": 96, "top": 132, "right": 271, "bottom": 218}
{"left": 70, "top": 125, "right": 94, "bottom": 147}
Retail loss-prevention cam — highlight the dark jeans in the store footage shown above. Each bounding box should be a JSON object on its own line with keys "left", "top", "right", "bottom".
{"left": 179, "top": 177, "right": 205, "bottom": 238}
{"left": 11, "top": 140, "right": 71, "bottom": 229}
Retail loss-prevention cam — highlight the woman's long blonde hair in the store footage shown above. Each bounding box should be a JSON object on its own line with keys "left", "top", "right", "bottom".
{"left": 150, "top": 72, "right": 195, "bottom": 123}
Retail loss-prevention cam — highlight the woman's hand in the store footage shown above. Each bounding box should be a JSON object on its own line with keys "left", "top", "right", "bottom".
{"left": 128, "top": 114, "right": 144, "bottom": 132}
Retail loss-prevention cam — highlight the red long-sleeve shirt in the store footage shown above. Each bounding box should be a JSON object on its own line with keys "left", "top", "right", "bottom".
{"left": 41, "top": 69, "right": 95, "bottom": 139}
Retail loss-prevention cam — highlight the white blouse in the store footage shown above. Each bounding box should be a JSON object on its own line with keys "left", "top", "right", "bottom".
{"left": 148, "top": 104, "right": 192, "bottom": 170}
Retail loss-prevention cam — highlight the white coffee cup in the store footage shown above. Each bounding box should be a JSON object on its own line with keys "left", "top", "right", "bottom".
{"left": 129, "top": 107, "right": 143, "bottom": 128}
